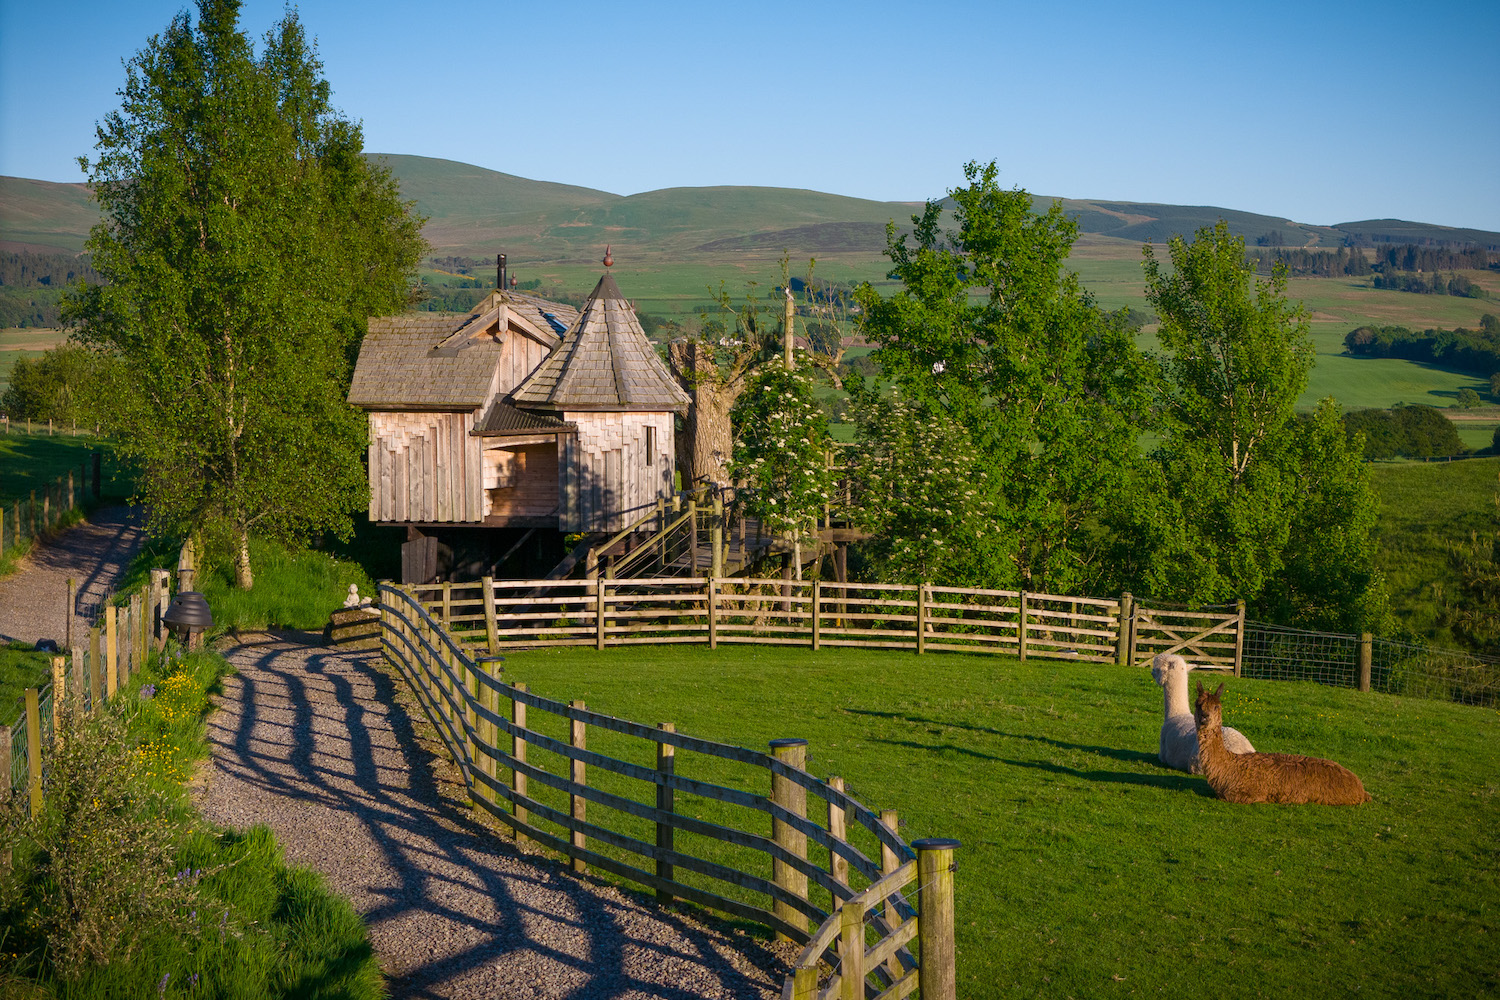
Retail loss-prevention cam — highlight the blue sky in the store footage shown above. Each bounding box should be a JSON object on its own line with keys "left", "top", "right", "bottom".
{"left": 3, "top": 0, "right": 1497, "bottom": 231}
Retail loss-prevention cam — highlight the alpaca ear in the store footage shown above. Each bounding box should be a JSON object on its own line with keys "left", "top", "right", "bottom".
{"left": 1195, "top": 679, "right": 1204, "bottom": 696}
{"left": 1214, "top": 682, "right": 1224, "bottom": 698}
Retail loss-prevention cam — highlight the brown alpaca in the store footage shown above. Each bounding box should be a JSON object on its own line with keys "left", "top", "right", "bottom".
{"left": 1194, "top": 681, "right": 1371, "bottom": 805}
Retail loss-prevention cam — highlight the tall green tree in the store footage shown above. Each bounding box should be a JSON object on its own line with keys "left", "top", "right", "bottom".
{"left": 854, "top": 161, "right": 1151, "bottom": 591}
{"left": 1138, "top": 222, "right": 1385, "bottom": 630}
{"left": 70, "top": 0, "right": 424, "bottom": 587}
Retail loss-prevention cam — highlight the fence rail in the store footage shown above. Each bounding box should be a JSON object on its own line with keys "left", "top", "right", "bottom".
{"left": 377, "top": 583, "right": 961, "bottom": 999}
{"left": 0, "top": 452, "right": 104, "bottom": 563}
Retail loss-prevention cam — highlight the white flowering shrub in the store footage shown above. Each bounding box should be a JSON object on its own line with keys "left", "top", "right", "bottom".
{"left": 730, "top": 356, "right": 836, "bottom": 540}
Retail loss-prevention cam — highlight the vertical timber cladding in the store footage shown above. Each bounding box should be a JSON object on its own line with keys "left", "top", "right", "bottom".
{"left": 482, "top": 441, "right": 561, "bottom": 520}
{"left": 367, "top": 411, "right": 484, "bottom": 522}
{"left": 562, "top": 411, "right": 675, "bottom": 532}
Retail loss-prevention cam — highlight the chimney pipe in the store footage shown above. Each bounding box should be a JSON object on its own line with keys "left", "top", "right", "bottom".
{"left": 497, "top": 253, "right": 507, "bottom": 291}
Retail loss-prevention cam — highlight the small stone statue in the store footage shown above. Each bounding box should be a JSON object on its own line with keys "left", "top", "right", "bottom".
{"left": 343, "top": 584, "right": 363, "bottom": 608}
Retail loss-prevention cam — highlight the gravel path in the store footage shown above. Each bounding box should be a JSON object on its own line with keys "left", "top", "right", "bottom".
{"left": 199, "top": 632, "right": 788, "bottom": 1000}
{"left": 0, "top": 505, "right": 146, "bottom": 647}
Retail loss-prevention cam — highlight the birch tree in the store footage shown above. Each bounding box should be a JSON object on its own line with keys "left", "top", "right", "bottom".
{"left": 69, "top": 0, "right": 424, "bottom": 588}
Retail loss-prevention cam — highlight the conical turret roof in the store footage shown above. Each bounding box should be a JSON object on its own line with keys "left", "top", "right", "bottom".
{"left": 510, "top": 273, "right": 690, "bottom": 413}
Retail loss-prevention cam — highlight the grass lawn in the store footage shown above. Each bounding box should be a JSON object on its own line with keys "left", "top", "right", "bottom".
{"left": 1368, "top": 457, "right": 1499, "bottom": 646}
{"left": 0, "top": 643, "right": 52, "bottom": 727}
{"left": 486, "top": 642, "right": 1498, "bottom": 1000}
{"left": 0, "top": 433, "right": 125, "bottom": 508}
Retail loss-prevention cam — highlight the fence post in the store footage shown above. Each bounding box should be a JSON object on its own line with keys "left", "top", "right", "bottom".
{"left": 1234, "top": 600, "right": 1246, "bottom": 678}
{"left": 482, "top": 576, "right": 500, "bottom": 654}
{"left": 707, "top": 578, "right": 718, "bottom": 650}
{"left": 92, "top": 452, "right": 101, "bottom": 499}
{"left": 463, "top": 650, "right": 480, "bottom": 791}
{"left": 104, "top": 605, "right": 118, "bottom": 698}
{"left": 177, "top": 537, "right": 195, "bottom": 594}
{"left": 1116, "top": 592, "right": 1133, "bottom": 666}
{"left": 29, "top": 491, "right": 37, "bottom": 539}
{"left": 811, "top": 581, "right": 821, "bottom": 651}
{"left": 879, "top": 808, "right": 902, "bottom": 981}
{"left": 67, "top": 469, "right": 74, "bottom": 511}
{"left": 70, "top": 646, "right": 84, "bottom": 711}
{"left": 65, "top": 578, "right": 75, "bottom": 650}
{"left": 917, "top": 583, "right": 928, "bottom": 655}
{"left": 914, "top": 838, "right": 961, "bottom": 1000}
{"left": 1359, "top": 633, "right": 1373, "bottom": 692}
{"left": 656, "top": 723, "right": 676, "bottom": 904}
{"left": 1018, "top": 590, "right": 1028, "bottom": 663}
{"left": 595, "top": 579, "right": 606, "bottom": 650}
{"left": 132, "top": 593, "right": 145, "bottom": 676}
{"left": 1126, "top": 600, "right": 1139, "bottom": 665}
{"left": 791, "top": 967, "right": 818, "bottom": 1000}
{"left": 89, "top": 626, "right": 101, "bottom": 712}
{"left": 570, "top": 700, "right": 587, "bottom": 874}
{"left": 710, "top": 496, "right": 724, "bottom": 579}
{"left": 769, "top": 737, "right": 809, "bottom": 940}
{"left": 149, "top": 568, "right": 170, "bottom": 651}
{"left": 51, "top": 656, "right": 66, "bottom": 714}
{"left": 688, "top": 499, "right": 699, "bottom": 572}
{"left": 828, "top": 776, "right": 848, "bottom": 889}
{"left": 512, "top": 682, "right": 529, "bottom": 847}
{"left": 839, "top": 897, "right": 866, "bottom": 1000}
{"left": 441, "top": 581, "right": 452, "bottom": 628}
{"left": 25, "top": 688, "right": 42, "bottom": 816}
{"left": 42, "top": 488, "right": 49, "bottom": 531}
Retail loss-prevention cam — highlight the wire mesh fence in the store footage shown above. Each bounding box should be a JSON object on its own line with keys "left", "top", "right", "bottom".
{"left": 1242, "top": 621, "right": 1500, "bottom": 706}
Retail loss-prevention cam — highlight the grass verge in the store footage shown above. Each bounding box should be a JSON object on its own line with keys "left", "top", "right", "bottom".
{"left": 0, "top": 644, "right": 385, "bottom": 997}
{"left": 481, "top": 642, "right": 1498, "bottom": 1000}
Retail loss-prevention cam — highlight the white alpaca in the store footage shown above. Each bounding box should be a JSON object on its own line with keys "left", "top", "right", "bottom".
{"left": 1152, "top": 653, "right": 1254, "bottom": 772}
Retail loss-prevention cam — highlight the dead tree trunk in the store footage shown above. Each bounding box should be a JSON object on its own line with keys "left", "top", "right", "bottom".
{"left": 670, "top": 340, "right": 744, "bottom": 488}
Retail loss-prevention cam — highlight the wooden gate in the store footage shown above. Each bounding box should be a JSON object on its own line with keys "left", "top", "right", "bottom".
{"left": 1129, "top": 603, "right": 1245, "bottom": 674}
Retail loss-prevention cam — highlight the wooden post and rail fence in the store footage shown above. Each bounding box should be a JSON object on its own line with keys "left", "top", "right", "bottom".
{"left": 378, "top": 582, "right": 962, "bottom": 1000}
{"left": 401, "top": 578, "right": 1251, "bottom": 673}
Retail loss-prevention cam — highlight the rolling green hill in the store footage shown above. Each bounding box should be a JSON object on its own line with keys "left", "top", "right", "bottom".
{"left": 9, "top": 154, "right": 1497, "bottom": 260}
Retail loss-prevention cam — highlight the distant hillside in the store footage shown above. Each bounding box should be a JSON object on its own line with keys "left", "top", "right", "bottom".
{"left": 4, "top": 154, "right": 1497, "bottom": 258}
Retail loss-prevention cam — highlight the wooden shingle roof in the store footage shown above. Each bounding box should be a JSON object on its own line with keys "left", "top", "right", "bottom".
{"left": 510, "top": 273, "right": 691, "bottom": 414}
{"left": 348, "top": 291, "right": 579, "bottom": 409}
{"left": 473, "top": 401, "right": 576, "bottom": 437}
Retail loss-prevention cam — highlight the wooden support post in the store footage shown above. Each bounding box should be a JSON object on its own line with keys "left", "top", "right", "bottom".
{"left": 811, "top": 581, "right": 821, "bottom": 651}
{"left": 1358, "top": 633, "right": 1373, "bottom": 692}
{"left": 29, "top": 491, "right": 37, "bottom": 538}
{"left": 464, "top": 653, "right": 480, "bottom": 793}
{"left": 1116, "top": 592, "right": 1133, "bottom": 666}
{"left": 1018, "top": 590, "right": 1028, "bottom": 663}
{"left": 67, "top": 469, "right": 74, "bottom": 511}
{"left": 839, "top": 897, "right": 866, "bottom": 1000}
{"left": 656, "top": 723, "right": 676, "bottom": 903}
{"left": 50, "top": 657, "right": 66, "bottom": 718}
{"left": 512, "top": 682, "right": 529, "bottom": 846}
{"left": 65, "top": 578, "right": 75, "bottom": 650}
{"left": 104, "top": 605, "right": 118, "bottom": 698}
{"left": 149, "top": 569, "right": 170, "bottom": 651}
{"left": 70, "top": 646, "right": 83, "bottom": 711}
{"left": 710, "top": 497, "right": 724, "bottom": 579}
{"left": 828, "top": 776, "right": 848, "bottom": 889}
{"left": 791, "top": 967, "right": 818, "bottom": 1000}
{"left": 482, "top": 576, "right": 500, "bottom": 654}
{"left": 770, "top": 737, "right": 809, "bottom": 940}
{"left": 917, "top": 583, "right": 928, "bottom": 655}
{"left": 131, "top": 593, "right": 145, "bottom": 675}
{"left": 88, "top": 627, "right": 100, "bottom": 712}
{"left": 1126, "top": 599, "right": 1139, "bottom": 666}
{"left": 177, "top": 537, "right": 195, "bottom": 595}
{"left": 688, "top": 500, "right": 699, "bottom": 572}
{"left": 570, "top": 700, "right": 587, "bottom": 874}
{"left": 879, "top": 808, "right": 902, "bottom": 981}
{"left": 595, "top": 579, "right": 606, "bottom": 650}
{"left": 42, "top": 488, "right": 49, "bottom": 530}
{"left": 707, "top": 578, "right": 718, "bottom": 650}
{"left": 914, "top": 838, "right": 961, "bottom": 1000}
{"left": 441, "top": 581, "right": 452, "bottom": 627}
{"left": 1234, "top": 600, "right": 1247, "bottom": 678}
{"left": 25, "top": 688, "right": 42, "bottom": 816}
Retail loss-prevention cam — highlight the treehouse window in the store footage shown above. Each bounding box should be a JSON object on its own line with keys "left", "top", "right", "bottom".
{"left": 645, "top": 425, "right": 655, "bottom": 466}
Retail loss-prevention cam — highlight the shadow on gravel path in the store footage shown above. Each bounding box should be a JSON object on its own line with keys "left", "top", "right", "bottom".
{"left": 201, "top": 632, "right": 784, "bottom": 1000}
{"left": 0, "top": 505, "right": 147, "bottom": 647}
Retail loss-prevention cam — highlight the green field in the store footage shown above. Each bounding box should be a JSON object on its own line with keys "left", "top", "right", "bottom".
{"left": 1368, "top": 456, "right": 1499, "bottom": 646}
{"left": 489, "top": 642, "right": 1498, "bottom": 1000}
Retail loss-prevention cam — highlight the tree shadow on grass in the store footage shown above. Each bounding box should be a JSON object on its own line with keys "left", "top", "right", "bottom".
{"left": 844, "top": 707, "right": 1160, "bottom": 766}
{"left": 207, "top": 631, "right": 782, "bottom": 1000}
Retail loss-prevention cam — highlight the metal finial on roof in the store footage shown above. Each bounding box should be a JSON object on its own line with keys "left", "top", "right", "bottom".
{"left": 603, "top": 244, "right": 613, "bottom": 268}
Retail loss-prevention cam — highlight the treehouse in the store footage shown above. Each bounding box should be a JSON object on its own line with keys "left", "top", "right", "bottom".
{"left": 348, "top": 271, "right": 690, "bottom": 578}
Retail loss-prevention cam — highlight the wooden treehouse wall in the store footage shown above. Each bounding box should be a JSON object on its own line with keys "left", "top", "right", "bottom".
{"left": 368, "top": 411, "right": 484, "bottom": 523}
{"left": 560, "top": 411, "right": 674, "bottom": 533}
{"left": 483, "top": 440, "right": 559, "bottom": 521}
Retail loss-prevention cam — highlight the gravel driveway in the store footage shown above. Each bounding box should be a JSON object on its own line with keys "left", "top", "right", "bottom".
{"left": 199, "top": 632, "right": 787, "bottom": 1000}
{"left": 0, "top": 505, "right": 147, "bottom": 647}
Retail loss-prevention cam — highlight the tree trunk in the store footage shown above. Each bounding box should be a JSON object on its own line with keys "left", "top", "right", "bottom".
{"left": 235, "top": 524, "right": 254, "bottom": 590}
{"left": 670, "top": 341, "right": 743, "bottom": 488}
